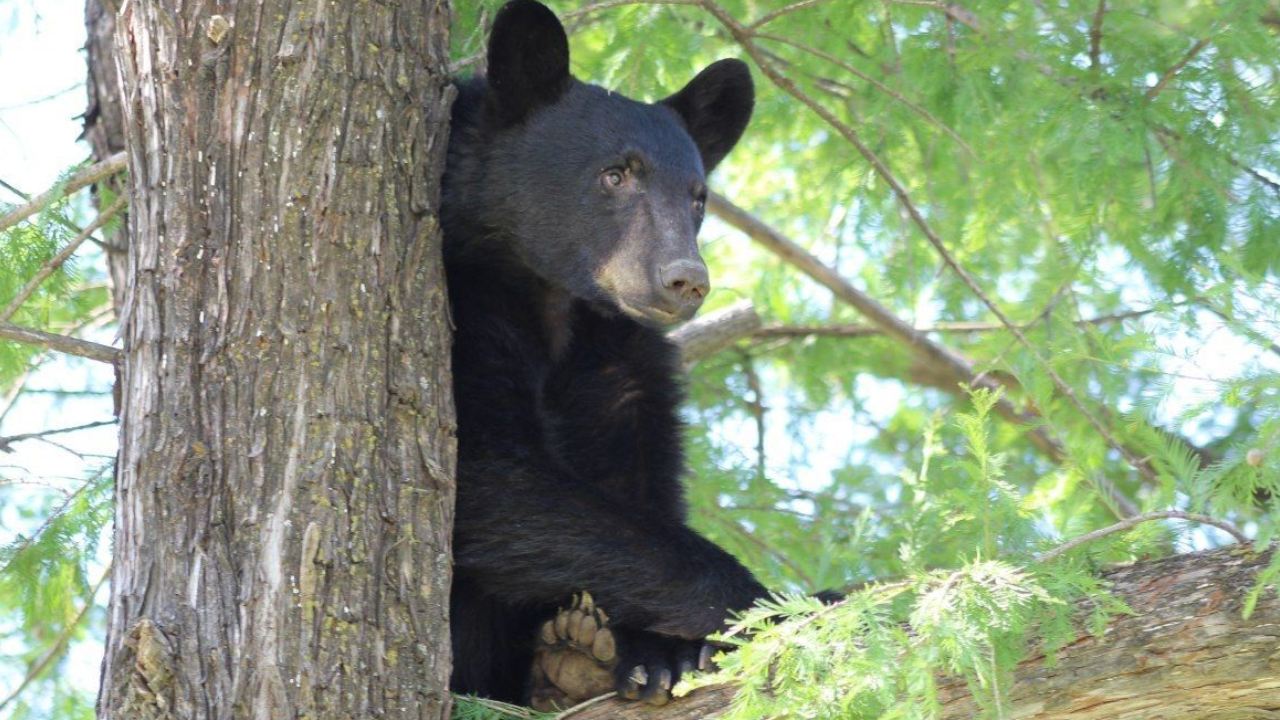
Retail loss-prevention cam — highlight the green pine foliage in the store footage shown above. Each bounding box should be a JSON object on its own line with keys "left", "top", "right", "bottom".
{"left": 450, "top": 696, "right": 556, "bottom": 720}
{"left": 680, "top": 389, "right": 1133, "bottom": 719}
{"left": 1, "top": 162, "right": 117, "bottom": 717}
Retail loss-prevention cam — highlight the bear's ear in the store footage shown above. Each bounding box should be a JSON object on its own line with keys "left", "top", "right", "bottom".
{"left": 486, "top": 0, "right": 571, "bottom": 124}
{"left": 661, "top": 59, "right": 755, "bottom": 173}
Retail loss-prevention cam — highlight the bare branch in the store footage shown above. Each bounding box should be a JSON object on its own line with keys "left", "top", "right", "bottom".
{"left": 1089, "top": 0, "right": 1106, "bottom": 69}
{"left": 1145, "top": 37, "right": 1212, "bottom": 101}
{"left": 708, "top": 193, "right": 1141, "bottom": 519}
{"left": 889, "top": 0, "right": 981, "bottom": 31}
{"left": 714, "top": 514, "right": 816, "bottom": 589}
{"left": 752, "top": 308, "right": 1165, "bottom": 341}
{"left": 0, "top": 194, "right": 127, "bottom": 323}
{"left": 1197, "top": 300, "right": 1280, "bottom": 360}
{"left": 0, "top": 321, "right": 121, "bottom": 364}
{"left": 754, "top": 32, "right": 973, "bottom": 155}
{"left": 0, "top": 151, "right": 127, "bottom": 233}
{"left": 1038, "top": 510, "right": 1249, "bottom": 563}
{"left": 698, "top": 0, "right": 1164, "bottom": 499}
{"left": 1225, "top": 155, "right": 1280, "bottom": 198}
{"left": 0, "top": 564, "right": 110, "bottom": 713}
{"left": 0, "top": 419, "right": 117, "bottom": 453}
{"left": 748, "top": 0, "right": 835, "bottom": 29}
{"left": 669, "top": 300, "right": 762, "bottom": 364}
{"left": 567, "top": 0, "right": 697, "bottom": 20}
{"left": 0, "top": 465, "right": 111, "bottom": 577}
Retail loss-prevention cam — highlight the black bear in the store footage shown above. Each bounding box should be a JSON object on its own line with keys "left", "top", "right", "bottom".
{"left": 442, "top": 0, "right": 770, "bottom": 708}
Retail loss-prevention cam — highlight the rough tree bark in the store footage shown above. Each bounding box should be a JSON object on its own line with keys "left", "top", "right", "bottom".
{"left": 83, "top": 0, "right": 129, "bottom": 315}
{"left": 96, "top": 1, "right": 457, "bottom": 719}
{"left": 569, "top": 547, "right": 1280, "bottom": 720}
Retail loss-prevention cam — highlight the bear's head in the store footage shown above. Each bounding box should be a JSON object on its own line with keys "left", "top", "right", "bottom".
{"left": 474, "top": 0, "right": 754, "bottom": 325}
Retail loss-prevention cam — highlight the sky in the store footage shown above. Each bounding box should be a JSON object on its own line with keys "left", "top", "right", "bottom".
{"left": 0, "top": 0, "right": 116, "bottom": 710}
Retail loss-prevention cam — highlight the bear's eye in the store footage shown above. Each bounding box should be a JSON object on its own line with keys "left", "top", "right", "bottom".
{"left": 601, "top": 168, "right": 627, "bottom": 190}
{"left": 693, "top": 194, "right": 707, "bottom": 214}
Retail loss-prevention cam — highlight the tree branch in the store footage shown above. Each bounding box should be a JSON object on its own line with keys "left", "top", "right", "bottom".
{"left": 752, "top": 307, "right": 1164, "bottom": 340}
{"left": 0, "top": 321, "right": 121, "bottom": 364}
{"left": 562, "top": 547, "right": 1280, "bottom": 719}
{"left": 1037, "top": 510, "right": 1248, "bottom": 563}
{"left": 0, "top": 194, "right": 127, "bottom": 323}
{"left": 669, "top": 300, "right": 762, "bottom": 365}
{"left": 692, "top": 0, "right": 1164, "bottom": 506}
{"left": 1145, "top": 37, "right": 1212, "bottom": 101}
{"left": 1089, "top": 0, "right": 1106, "bottom": 70}
{"left": 0, "top": 419, "right": 118, "bottom": 453}
{"left": 0, "top": 564, "right": 110, "bottom": 713}
{"left": 752, "top": 32, "right": 972, "bottom": 154}
{"left": 0, "top": 151, "right": 127, "bottom": 233}
{"left": 707, "top": 193, "right": 1141, "bottom": 518}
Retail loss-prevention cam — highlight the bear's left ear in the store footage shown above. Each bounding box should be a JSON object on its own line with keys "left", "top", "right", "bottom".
{"left": 486, "top": 0, "right": 571, "bottom": 124}
{"left": 661, "top": 59, "right": 755, "bottom": 173}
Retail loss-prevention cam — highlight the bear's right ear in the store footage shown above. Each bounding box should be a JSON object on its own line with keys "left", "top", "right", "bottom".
{"left": 486, "top": 0, "right": 571, "bottom": 124}
{"left": 661, "top": 59, "right": 755, "bottom": 173}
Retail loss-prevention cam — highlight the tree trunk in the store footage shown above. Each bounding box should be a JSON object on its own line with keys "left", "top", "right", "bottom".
{"left": 569, "top": 547, "right": 1280, "bottom": 720}
{"left": 97, "top": 1, "right": 457, "bottom": 719}
{"left": 83, "top": 0, "right": 129, "bottom": 315}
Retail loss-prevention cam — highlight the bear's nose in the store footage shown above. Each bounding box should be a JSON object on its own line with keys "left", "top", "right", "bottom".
{"left": 658, "top": 259, "right": 710, "bottom": 310}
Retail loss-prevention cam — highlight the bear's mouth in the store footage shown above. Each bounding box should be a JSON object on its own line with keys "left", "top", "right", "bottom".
{"left": 614, "top": 296, "right": 689, "bottom": 326}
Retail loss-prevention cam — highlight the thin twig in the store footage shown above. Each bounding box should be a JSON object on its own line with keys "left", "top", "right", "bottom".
{"left": 566, "top": 0, "right": 697, "bottom": 21}
{"left": 708, "top": 193, "right": 1141, "bottom": 519}
{"left": 0, "top": 321, "right": 121, "bottom": 364}
{"left": 754, "top": 32, "right": 973, "bottom": 154}
{"left": 452, "top": 695, "right": 543, "bottom": 719}
{"left": 1039, "top": 511, "right": 1249, "bottom": 563}
{"left": 749, "top": 0, "right": 836, "bottom": 29}
{"left": 701, "top": 0, "right": 1160, "bottom": 504}
{"left": 0, "top": 151, "right": 127, "bottom": 233}
{"left": 1198, "top": 301, "right": 1280, "bottom": 360}
{"left": 0, "top": 194, "right": 127, "bottom": 323}
{"left": 0, "top": 357, "right": 43, "bottom": 425}
{"left": 716, "top": 513, "right": 817, "bottom": 589}
{"left": 0, "top": 564, "right": 111, "bottom": 713}
{"left": 0, "top": 419, "right": 117, "bottom": 453}
{"left": 738, "top": 350, "right": 768, "bottom": 483}
{"left": 0, "top": 82, "right": 85, "bottom": 111}
{"left": 555, "top": 690, "right": 621, "bottom": 719}
{"left": 0, "top": 466, "right": 111, "bottom": 577}
{"left": 1088, "top": 0, "right": 1106, "bottom": 70}
{"left": 1227, "top": 156, "right": 1280, "bottom": 198}
{"left": 0, "top": 305, "right": 114, "bottom": 425}
{"left": 1145, "top": 37, "right": 1211, "bottom": 101}
{"left": 889, "top": 0, "right": 980, "bottom": 31}
{"left": 752, "top": 308, "right": 1164, "bottom": 340}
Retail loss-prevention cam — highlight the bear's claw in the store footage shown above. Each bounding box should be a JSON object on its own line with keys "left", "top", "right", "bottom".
{"left": 529, "top": 592, "right": 617, "bottom": 711}
{"left": 528, "top": 592, "right": 710, "bottom": 711}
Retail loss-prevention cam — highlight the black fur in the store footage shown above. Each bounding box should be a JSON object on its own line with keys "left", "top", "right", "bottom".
{"left": 442, "top": 0, "right": 766, "bottom": 703}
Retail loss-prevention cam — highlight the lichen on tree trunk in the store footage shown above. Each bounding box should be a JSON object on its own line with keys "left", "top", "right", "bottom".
{"left": 97, "top": 1, "right": 458, "bottom": 718}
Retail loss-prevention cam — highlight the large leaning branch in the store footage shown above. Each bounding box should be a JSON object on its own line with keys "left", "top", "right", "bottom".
{"left": 707, "top": 193, "right": 1141, "bottom": 518}
{"left": 566, "top": 547, "right": 1279, "bottom": 719}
